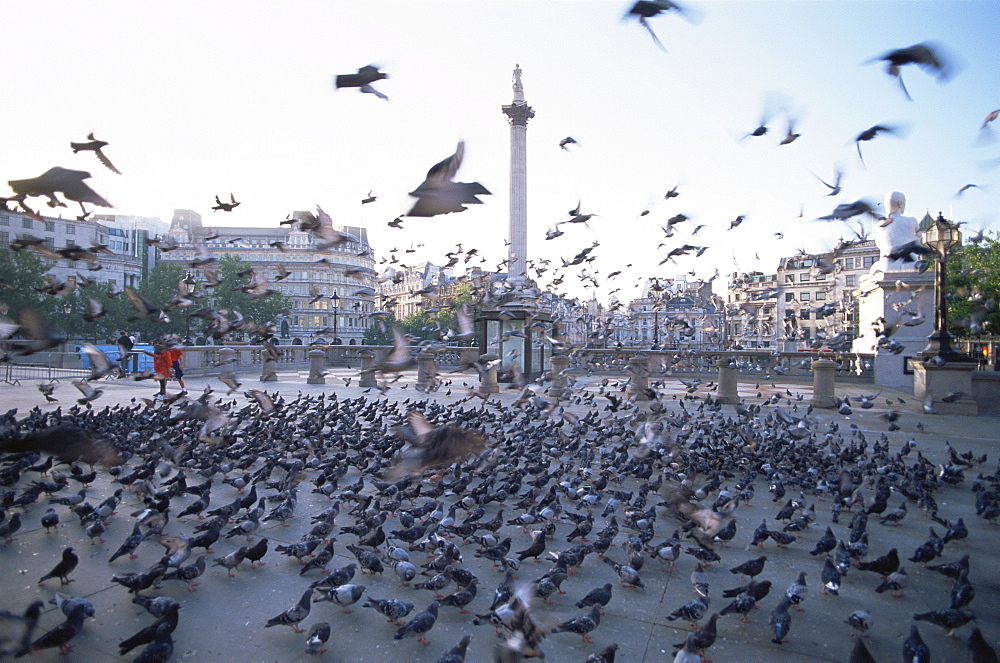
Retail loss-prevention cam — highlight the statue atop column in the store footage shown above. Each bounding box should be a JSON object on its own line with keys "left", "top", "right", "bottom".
{"left": 871, "top": 190, "right": 921, "bottom": 274}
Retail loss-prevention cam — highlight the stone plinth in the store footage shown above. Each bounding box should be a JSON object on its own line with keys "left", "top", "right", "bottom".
{"left": 260, "top": 357, "right": 277, "bottom": 382}
{"left": 416, "top": 352, "right": 438, "bottom": 391}
{"left": 547, "top": 355, "right": 570, "bottom": 399}
{"left": 716, "top": 358, "right": 739, "bottom": 405}
{"left": 358, "top": 350, "right": 377, "bottom": 389}
{"left": 627, "top": 354, "right": 650, "bottom": 400}
{"left": 811, "top": 358, "right": 838, "bottom": 408}
{"left": 479, "top": 353, "right": 501, "bottom": 394}
{"left": 306, "top": 349, "right": 326, "bottom": 385}
{"left": 855, "top": 271, "right": 935, "bottom": 390}
{"left": 218, "top": 347, "right": 236, "bottom": 381}
{"left": 910, "top": 357, "right": 979, "bottom": 416}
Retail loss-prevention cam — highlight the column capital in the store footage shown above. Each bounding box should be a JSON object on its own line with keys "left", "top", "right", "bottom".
{"left": 502, "top": 103, "right": 535, "bottom": 127}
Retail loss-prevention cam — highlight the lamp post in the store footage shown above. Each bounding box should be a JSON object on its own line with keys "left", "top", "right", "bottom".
{"left": 182, "top": 272, "right": 196, "bottom": 344}
{"left": 921, "top": 212, "right": 966, "bottom": 360}
{"left": 62, "top": 302, "right": 72, "bottom": 344}
{"left": 331, "top": 292, "right": 340, "bottom": 345}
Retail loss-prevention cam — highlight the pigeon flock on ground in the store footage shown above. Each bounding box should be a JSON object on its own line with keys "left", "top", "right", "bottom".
{"left": 1, "top": 2, "right": 999, "bottom": 662}
{"left": 0, "top": 367, "right": 996, "bottom": 661}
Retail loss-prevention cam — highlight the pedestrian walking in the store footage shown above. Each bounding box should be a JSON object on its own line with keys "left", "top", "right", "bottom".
{"left": 115, "top": 330, "right": 134, "bottom": 378}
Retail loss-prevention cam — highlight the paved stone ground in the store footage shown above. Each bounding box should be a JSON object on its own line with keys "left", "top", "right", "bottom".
{"left": 0, "top": 370, "right": 997, "bottom": 662}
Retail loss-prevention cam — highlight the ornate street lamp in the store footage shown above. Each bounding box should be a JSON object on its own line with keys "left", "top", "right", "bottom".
{"left": 62, "top": 302, "right": 72, "bottom": 343}
{"left": 331, "top": 292, "right": 340, "bottom": 345}
{"left": 182, "top": 272, "right": 196, "bottom": 344}
{"left": 921, "top": 212, "right": 967, "bottom": 360}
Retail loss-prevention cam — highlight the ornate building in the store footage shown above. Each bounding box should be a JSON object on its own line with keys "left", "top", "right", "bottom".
{"left": 158, "top": 209, "right": 376, "bottom": 345}
{"left": 627, "top": 277, "right": 722, "bottom": 349}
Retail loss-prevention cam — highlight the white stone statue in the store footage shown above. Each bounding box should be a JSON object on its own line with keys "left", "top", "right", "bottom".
{"left": 871, "top": 190, "right": 920, "bottom": 274}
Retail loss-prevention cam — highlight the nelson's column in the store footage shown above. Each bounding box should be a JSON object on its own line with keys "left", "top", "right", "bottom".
{"left": 478, "top": 65, "right": 552, "bottom": 380}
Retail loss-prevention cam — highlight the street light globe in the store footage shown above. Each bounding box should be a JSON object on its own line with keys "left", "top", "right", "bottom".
{"left": 922, "top": 212, "right": 961, "bottom": 255}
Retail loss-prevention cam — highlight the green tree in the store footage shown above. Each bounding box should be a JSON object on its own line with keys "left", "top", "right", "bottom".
{"left": 0, "top": 247, "right": 49, "bottom": 319}
{"left": 947, "top": 231, "right": 1000, "bottom": 338}
{"left": 203, "top": 255, "right": 292, "bottom": 340}
{"left": 363, "top": 310, "right": 397, "bottom": 345}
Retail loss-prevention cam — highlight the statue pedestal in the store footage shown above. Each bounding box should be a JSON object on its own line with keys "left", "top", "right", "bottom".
{"left": 854, "top": 271, "right": 934, "bottom": 390}
{"left": 909, "top": 357, "right": 978, "bottom": 416}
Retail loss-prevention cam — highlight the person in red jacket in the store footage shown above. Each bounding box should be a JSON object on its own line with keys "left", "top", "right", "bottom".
{"left": 151, "top": 343, "right": 172, "bottom": 399}
{"left": 150, "top": 340, "right": 186, "bottom": 399}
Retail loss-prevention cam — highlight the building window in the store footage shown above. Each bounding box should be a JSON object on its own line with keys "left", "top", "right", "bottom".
{"left": 862, "top": 256, "right": 876, "bottom": 268}
{"left": 0, "top": 214, "right": 8, "bottom": 226}
{"left": 785, "top": 293, "right": 795, "bottom": 302}
{"left": 0, "top": 232, "right": 7, "bottom": 244}
{"left": 845, "top": 275, "right": 857, "bottom": 287}
{"left": 65, "top": 223, "right": 75, "bottom": 234}
{"left": 44, "top": 221, "right": 55, "bottom": 232}
{"left": 800, "top": 292, "right": 810, "bottom": 301}
{"left": 843, "top": 257, "right": 854, "bottom": 269}
{"left": 800, "top": 309, "right": 810, "bottom": 320}
{"left": 815, "top": 272, "right": 826, "bottom": 280}
{"left": 800, "top": 273, "right": 810, "bottom": 282}
{"left": 22, "top": 218, "right": 32, "bottom": 229}
{"left": 815, "top": 291, "right": 826, "bottom": 300}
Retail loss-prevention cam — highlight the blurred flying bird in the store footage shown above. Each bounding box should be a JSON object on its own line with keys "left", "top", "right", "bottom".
{"left": 7, "top": 167, "right": 112, "bottom": 217}
{"left": 625, "top": 0, "right": 695, "bottom": 51}
{"left": 854, "top": 125, "right": 904, "bottom": 166}
{"left": 69, "top": 133, "right": 121, "bottom": 174}
{"left": 867, "top": 42, "right": 957, "bottom": 101}
{"left": 212, "top": 194, "right": 240, "bottom": 212}
{"left": 335, "top": 64, "right": 389, "bottom": 101}
{"left": 406, "top": 141, "right": 490, "bottom": 217}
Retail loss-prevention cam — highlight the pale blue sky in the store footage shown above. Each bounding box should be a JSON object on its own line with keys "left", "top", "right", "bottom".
{"left": 2, "top": 1, "right": 998, "bottom": 303}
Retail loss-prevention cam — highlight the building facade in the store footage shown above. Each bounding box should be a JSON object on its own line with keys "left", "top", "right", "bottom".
{"left": 1, "top": 208, "right": 157, "bottom": 293}
{"left": 159, "top": 209, "right": 376, "bottom": 345}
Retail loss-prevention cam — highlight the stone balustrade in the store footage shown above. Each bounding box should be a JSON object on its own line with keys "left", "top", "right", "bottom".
{"left": 565, "top": 348, "right": 875, "bottom": 382}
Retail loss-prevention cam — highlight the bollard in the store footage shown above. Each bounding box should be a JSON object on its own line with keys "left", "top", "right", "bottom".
{"left": 716, "top": 358, "right": 739, "bottom": 405}
{"left": 547, "top": 354, "right": 570, "bottom": 399}
{"left": 306, "top": 348, "right": 326, "bottom": 385}
{"left": 627, "top": 354, "right": 650, "bottom": 400}
{"left": 479, "top": 353, "right": 501, "bottom": 394}
{"left": 218, "top": 347, "right": 237, "bottom": 382}
{"left": 810, "top": 358, "right": 838, "bottom": 408}
{"left": 358, "top": 350, "right": 377, "bottom": 389}
{"left": 416, "top": 352, "right": 438, "bottom": 391}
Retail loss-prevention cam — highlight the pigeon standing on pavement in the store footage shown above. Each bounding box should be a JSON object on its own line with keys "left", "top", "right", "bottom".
{"left": 38, "top": 547, "right": 78, "bottom": 585}
{"left": 265, "top": 588, "right": 313, "bottom": 632}
{"left": 394, "top": 600, "right": 441, "bottom": 645}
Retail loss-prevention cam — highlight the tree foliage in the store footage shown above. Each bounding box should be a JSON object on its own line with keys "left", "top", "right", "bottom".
{"left": 363, "top": 280, "right": 482, "bottom": 345}
{"left": 205, "top": 255, "right": 292, "bottom": 334}
{"left": 946, "top": 231, "right": 1000, "bottom": 338}
{"left": 0, "top": 247, "right": 49, "bottom": 319}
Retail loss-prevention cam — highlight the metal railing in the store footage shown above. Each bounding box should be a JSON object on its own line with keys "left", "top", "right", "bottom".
{"left": 0, "top": 352, "right": 90, "bottom": 384}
